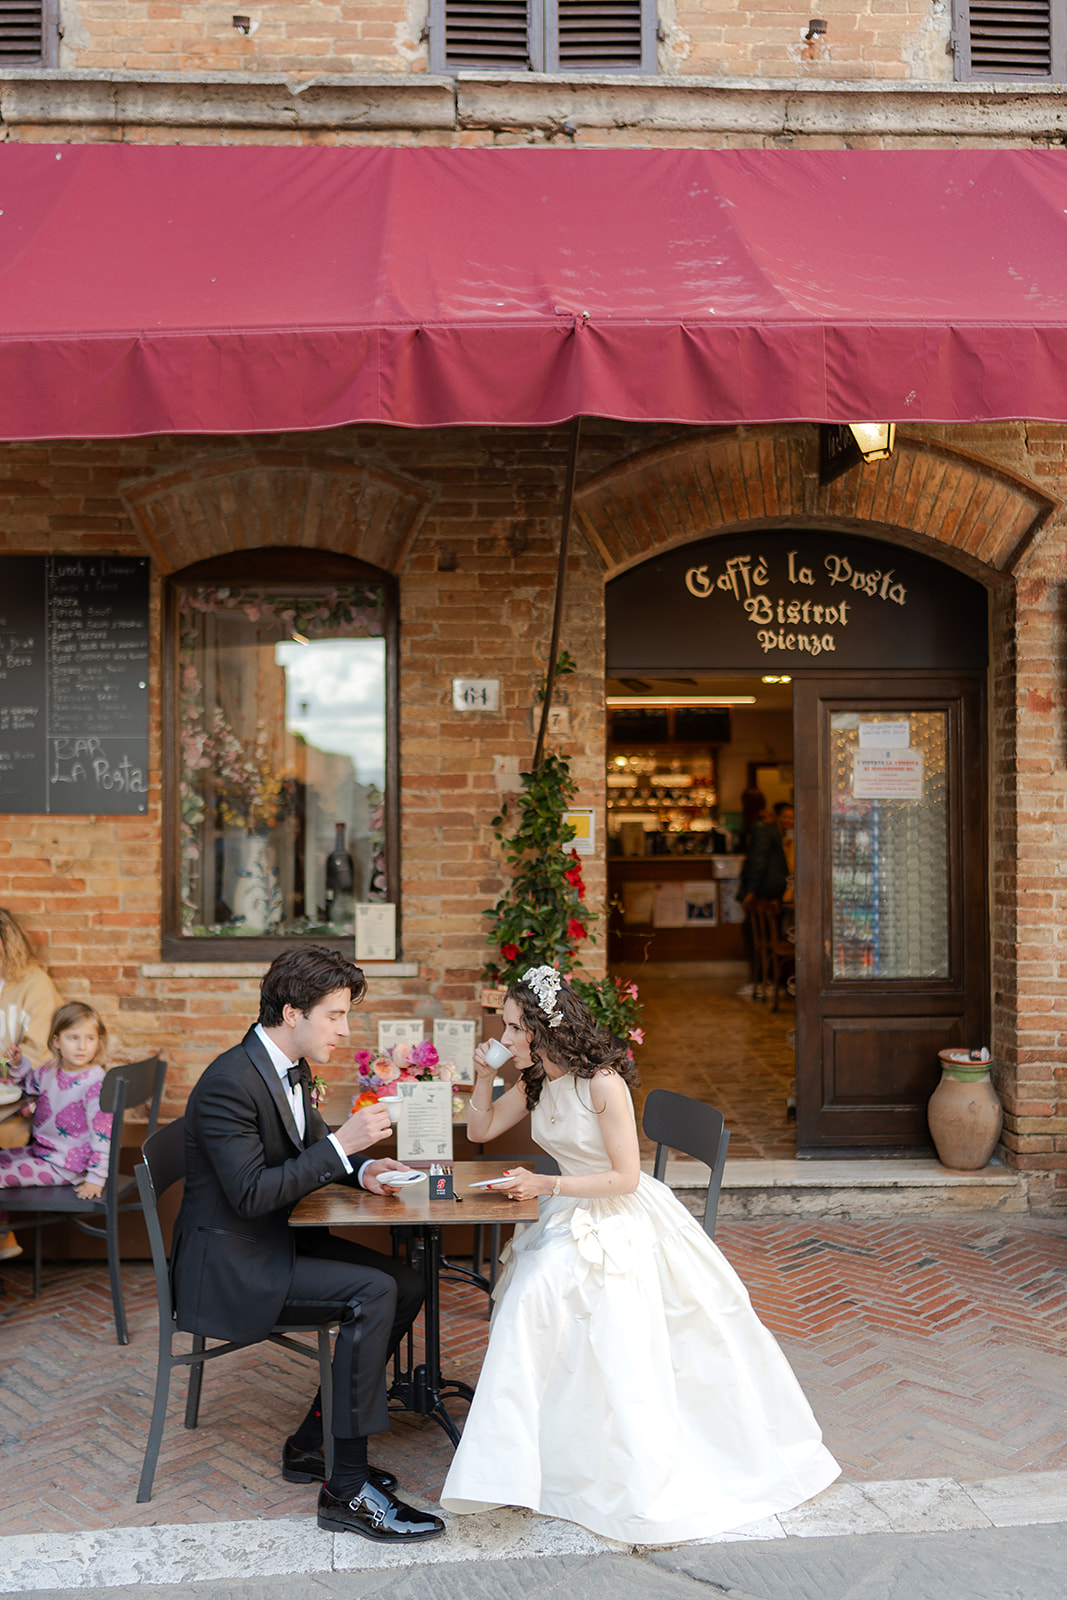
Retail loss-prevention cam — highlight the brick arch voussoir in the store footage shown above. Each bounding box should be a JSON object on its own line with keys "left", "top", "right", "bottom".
{"left": 575, "top": 428, "right": 1058, "bottom": 585}
{"left": 122, "top": 451, "right": 432, "bottom": 575}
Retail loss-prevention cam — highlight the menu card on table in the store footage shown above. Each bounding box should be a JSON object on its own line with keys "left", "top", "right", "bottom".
{"left": 396, "top": 1082, "right": 453, "bottom": 1163}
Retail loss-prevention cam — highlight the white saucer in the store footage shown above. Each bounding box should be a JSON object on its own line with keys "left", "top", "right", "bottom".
{"left": 467, "top": 1176, "right": 513, "bottom": 1190}
{"left": 379, "top": 1170, "right": 427, "bottom": 1187}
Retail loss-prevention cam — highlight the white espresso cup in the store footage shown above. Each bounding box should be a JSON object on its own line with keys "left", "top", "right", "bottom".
{"left": 377, "top": 1095, "right": 405, "bottom": 1124}
{"left": 484, "top": 1038, "right": 513, "bottom": 1070}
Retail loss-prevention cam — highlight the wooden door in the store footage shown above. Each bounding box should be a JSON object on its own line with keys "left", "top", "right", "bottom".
{"left": 793, "top": 675, "right": 988, "bottom": 1154}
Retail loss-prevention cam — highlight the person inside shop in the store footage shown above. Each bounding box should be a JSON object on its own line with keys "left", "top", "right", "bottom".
{"left": 172, "top": 945, "right": 445, "bottom": 1547}
{"left": 441, "top": 964, "right": 839, "bottom": 1545}
{"left": 0, "top": 908, "right": 64, "bottom": 1261}
{"left": 738, "top": 799, "right": 795, "bottom": 980}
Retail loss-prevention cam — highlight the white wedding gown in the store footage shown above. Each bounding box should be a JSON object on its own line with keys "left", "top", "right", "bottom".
{"left": 440, "top": 1072, "right": 840, "bottom": 1545}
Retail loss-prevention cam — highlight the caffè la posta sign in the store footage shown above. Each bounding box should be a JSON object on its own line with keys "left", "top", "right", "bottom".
{"left": 684, "top": 548, "right": 907, "bottom": 657}
{"left": 605, "top": 531, "right": 988, "bottom": 675}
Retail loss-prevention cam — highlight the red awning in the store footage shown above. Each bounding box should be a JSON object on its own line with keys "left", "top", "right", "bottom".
{"left": 2, "top": 144, "right": 1067, "bottom": 438}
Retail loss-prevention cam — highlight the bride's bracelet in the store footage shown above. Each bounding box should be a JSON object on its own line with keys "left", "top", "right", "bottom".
{"left": 469, "top": 1085, "right": 492, "bottom": 1115}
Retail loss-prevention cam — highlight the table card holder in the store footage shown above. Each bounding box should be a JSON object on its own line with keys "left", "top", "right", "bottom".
{"left": 396, "top": 1082, "right": 454, "bottom": 1163}
{"left": 433, "top": 1018, "right": 477, "bottom": 1086}
{"left": 378, "top": 1018, "right": 426, "bottom": 1054}
{"left": 356, "top": 903, "right": 396, "bottom": 961}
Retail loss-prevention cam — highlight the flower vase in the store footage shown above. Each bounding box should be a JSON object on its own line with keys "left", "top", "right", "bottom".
{"left": 231, "top": 832, "right": 281, "bottom": 933}
{"left": 927, "top": 1049, "right": 1003, "bottom": 1171}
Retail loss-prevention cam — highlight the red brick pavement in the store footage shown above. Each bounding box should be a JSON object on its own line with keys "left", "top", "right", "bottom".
{"left": 1, "top": 1214, "right": 1065, "bottom": 1536}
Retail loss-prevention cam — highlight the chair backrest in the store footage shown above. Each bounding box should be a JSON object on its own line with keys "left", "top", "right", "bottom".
{"left": 642, "top": 1088, "right": 730, "bottom": 1239}
{"left": 135, "top": 1116, "right": 186, "bottom": 1323}
{"left": 100, "top": 1055, "right": 167, "bottom": 1134}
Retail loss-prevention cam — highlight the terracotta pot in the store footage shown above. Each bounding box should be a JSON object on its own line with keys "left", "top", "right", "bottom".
{"left": 927, "top": 1054, "right": 1003, "bottom": 1171}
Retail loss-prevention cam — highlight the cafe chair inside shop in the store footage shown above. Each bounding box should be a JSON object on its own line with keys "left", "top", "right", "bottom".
{"left": 3, "top": 1054, "right": 167, "bottom": 1346}
{"left": 642, "top": 1089, "right": 731, "bottom": 1240}
{"left": 750, "top": 899, "right": 796, "bottom": 1014}
{"left": 134, "top": 1117, "right": 338, "bottom": 1504}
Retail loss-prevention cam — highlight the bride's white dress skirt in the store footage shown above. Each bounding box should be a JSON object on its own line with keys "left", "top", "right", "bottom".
{"left": 441, "top": 1074, "right": 840, "bottom": 1545}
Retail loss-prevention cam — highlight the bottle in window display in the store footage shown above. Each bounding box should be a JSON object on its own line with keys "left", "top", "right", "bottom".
{"left": 324, "top": 822, "right": 355, "bottom": 925}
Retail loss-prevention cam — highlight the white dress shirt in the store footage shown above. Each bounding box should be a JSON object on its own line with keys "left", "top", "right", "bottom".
{"left": 253, "top": 1023, "right": 371, "bottom": 1183}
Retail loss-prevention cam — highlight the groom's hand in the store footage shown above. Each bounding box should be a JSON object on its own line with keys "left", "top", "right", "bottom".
{"left": 335, "top": 1101, "right": 391, "bottom": 1155}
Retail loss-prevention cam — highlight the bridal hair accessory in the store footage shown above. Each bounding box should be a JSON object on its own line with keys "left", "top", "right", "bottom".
{"left": 521, "top": 965, "right": 564, "bottom": 1028}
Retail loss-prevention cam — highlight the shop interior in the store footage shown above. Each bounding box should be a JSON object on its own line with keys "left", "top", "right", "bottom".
{"left": 605, "top": 677, "right": 797, "bottom": 1158}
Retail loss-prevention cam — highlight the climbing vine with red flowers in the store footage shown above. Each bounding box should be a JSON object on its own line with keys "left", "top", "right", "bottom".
{"left": 483, "top": 744, "right": 642, "bottom": 1048}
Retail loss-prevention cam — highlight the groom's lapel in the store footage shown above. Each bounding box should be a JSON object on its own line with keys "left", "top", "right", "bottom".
{"left": 241, "top": 1026, "right": 303, "bottom": 1151}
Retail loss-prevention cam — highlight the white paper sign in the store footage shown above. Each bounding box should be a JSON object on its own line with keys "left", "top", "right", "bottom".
{"left": 355, "top": 903, "right": 396, "bottom": 962}
{"left": 433, "top": 1018, "right": 477, "bottom": 1086}
{"left": 562, "top": 808, "right": 596, "bottom": 857}
{"left": 653, "top": 882, "right": 689, "bottom": 928}
{"left": 859, "top": 720, "right": 910, "bottom": 749}
{"left": 853, "top": 750, "right": 924, "bottom": 799}
{"left": 396, "top": 1081, "right": 453, "bottom": 1163}
{"left": 378, "top": 1018, "right": 426, "bottom": 1055}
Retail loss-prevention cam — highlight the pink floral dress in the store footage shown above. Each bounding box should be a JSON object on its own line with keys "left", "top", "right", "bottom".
{"left": 0, "top": 1054, "right": 112, "bottom": 1188}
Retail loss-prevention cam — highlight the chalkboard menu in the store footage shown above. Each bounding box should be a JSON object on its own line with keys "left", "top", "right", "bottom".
{"left": 0, "top": 556, "right": 149, "bottom": 815}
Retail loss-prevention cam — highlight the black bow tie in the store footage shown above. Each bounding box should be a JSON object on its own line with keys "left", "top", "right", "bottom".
{"left": 286, "top": 1061, "right": 312, "bottom": 1092}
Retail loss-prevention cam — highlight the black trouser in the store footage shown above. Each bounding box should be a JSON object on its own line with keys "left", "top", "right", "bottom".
{"left": 281, "top": 1235, "right": 423, "bottom": 1438}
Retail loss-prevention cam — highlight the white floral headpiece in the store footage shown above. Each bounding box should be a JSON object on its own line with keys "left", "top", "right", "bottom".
{"left": 521, "top": 965, "right": 564, "bottom": 1028}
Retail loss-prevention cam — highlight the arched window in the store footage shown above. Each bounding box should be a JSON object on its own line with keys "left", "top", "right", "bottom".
{"left": 163, "top": 549, "right": 398, "bottom": 959}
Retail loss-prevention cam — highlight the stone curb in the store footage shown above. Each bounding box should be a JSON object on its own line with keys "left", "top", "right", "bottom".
{"left": 4, "top": 1470, "right": 1066, "bottom": 1592}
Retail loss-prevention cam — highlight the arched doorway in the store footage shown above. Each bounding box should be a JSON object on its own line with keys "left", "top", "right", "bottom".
{"left": 606, "top": 528, "right": 989, "bottom": 1154}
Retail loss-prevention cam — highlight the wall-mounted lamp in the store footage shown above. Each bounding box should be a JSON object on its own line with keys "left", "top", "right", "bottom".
{"left": 804, "top": 17, "right": 827, "bottom": 39}
{"left": 818, "top": 422, "right": 896, "bottom": 485}
{"left": 847, "top": 423, "right": 896, "bottom": 462}
{"left": 606, "top": 695, "right": 756, "bottom": 707}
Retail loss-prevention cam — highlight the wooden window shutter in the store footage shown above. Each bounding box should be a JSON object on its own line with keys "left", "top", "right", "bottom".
{"left": 0, "top": 0, "right": 58, "bottom": 65}
{"left": 952, "top": 0, "right": 1066, "bottom": 80}
{"left": 430, "top": 0, "right": 657, "bottom": 73}
{"left": 545, "top": 0, "right": 657, "bottom": 71}
{"left": 429, "top": 0, "right": 535, "bottom": 71}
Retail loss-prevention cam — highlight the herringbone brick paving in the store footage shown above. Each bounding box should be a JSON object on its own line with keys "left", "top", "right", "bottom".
{"left": 1, "top": 1214, "right": 1065, "bottom": 1536}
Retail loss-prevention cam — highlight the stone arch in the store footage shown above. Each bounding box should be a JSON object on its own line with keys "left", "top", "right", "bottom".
{"left": 575, "top": 427, "right": 1058, "bottom": 583}
{"left": 122, "top": 450, "right": 432, "bottom": 575}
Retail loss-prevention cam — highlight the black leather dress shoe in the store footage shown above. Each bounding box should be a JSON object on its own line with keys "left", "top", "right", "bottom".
{"left": 282, "top": 1438, "right": 397, "bottom": 1493}
{"left": 316, "top": 1480, "right": 445, "bottom": 1543}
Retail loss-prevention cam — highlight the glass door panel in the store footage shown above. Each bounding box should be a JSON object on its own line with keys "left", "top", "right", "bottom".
{"left": 829, "top": 710, "right": 950, "bottom": 981}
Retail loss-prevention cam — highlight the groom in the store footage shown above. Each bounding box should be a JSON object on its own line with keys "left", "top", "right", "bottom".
{"left": 172, "top": 945, "right": 445, "bottom": 1544}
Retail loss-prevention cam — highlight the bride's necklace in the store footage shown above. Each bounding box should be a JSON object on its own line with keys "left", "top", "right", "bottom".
{"left": 544, "top": 1068, "right": 565, "bottom": 1122}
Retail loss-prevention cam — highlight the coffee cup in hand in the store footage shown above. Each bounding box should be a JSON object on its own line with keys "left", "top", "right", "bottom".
{"left": 484, "top": 1038, "right": 513, "bottom": 1070}
{"left": 377, "top": 1094, "right": 404, "bottom": 1124}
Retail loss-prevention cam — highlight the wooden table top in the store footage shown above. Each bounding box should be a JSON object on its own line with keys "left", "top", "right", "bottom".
{"left": 289, "top": 1162, "right": 541, "bottom": 1228}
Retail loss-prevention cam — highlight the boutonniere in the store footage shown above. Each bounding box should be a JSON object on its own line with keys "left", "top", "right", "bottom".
{"left": 309, "top": 1074, "right": 328, "bottom": 1110}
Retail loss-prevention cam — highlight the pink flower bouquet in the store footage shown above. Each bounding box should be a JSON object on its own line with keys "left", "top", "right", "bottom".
{"left": 352, "top": 1039, "right": 463, "bottom": 1115}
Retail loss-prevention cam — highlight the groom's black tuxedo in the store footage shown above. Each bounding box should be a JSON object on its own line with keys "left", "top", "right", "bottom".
{"left": 172, "top": 1025, "right": 421, "bottom": 1437}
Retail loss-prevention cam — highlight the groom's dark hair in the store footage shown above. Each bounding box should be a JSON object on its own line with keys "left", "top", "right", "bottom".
{"left": 259, "top": 945, "right": 366, "bottom": 1026}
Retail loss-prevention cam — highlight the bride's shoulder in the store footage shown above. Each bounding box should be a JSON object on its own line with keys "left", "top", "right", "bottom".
{"left": 589, "top": 1066, "right": 630, "bottom": 1113}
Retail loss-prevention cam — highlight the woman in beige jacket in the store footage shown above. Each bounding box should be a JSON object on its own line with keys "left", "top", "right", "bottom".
{"left": 0, "top": 909, "right": 63, "bottom": 1259}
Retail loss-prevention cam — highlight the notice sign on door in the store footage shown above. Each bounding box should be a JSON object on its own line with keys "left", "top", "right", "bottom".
{"left": 853, "top": 750, "right": 924, "bottom": 799}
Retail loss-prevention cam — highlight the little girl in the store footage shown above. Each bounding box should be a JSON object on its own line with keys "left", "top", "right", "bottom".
{"left": 0, "top": 1002, "right": 111, "bottom": 1199}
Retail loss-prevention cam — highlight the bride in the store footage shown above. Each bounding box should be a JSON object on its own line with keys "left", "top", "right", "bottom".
{"left": 440, "top": 965, "right": 840, "bottom": 1546}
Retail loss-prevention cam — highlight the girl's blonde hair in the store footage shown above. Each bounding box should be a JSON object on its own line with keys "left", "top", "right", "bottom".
{"left": 49, "top": 1002, "right": 108, "bottom": 1067}
{"left": 0, "top": 908, "right": 41, "bottom": 983}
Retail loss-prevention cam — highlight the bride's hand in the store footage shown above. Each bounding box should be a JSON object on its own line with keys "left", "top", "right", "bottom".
{"left": 494, "top": 1166, "right": 544, "bottom": 1202}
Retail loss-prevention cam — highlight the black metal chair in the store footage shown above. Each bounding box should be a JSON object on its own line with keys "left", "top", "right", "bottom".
{"left": 135, "top": 1117, "right": 337, "bottom": 1503}
{"left": 642, "top": 1088, "right": 731, "bottom": 1239}
{"left": 3, "top": 1054, "right": 167, "bottom": 1345}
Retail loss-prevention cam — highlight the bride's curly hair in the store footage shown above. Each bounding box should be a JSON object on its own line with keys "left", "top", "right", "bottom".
{"left": 506, "top": 978, "right": 640, "bottom": 1110}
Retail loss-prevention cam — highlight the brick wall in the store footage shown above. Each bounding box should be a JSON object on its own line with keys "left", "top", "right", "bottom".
{"left": 56, "top": 0, "right": 952, "bottom": 80}
{"left": 3, "top": 421, "right": 1067, "bottom": 1206}
{"left": 63, "top": 1, "right": 426, "bottom": 76}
